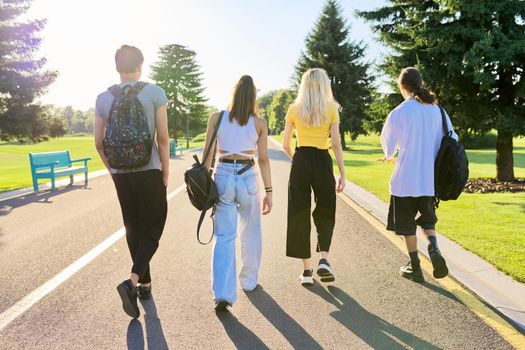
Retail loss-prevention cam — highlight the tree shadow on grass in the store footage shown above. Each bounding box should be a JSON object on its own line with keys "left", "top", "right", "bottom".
{"left": 216, "top": 310, "right": 269, "bottom": 350}
{"left": 0, "top": 184, "right": 90, "bottom": 217}
{"left": 305, "top": 282, "right": 441, "bottom": 349}
{"left": 245, "top": 286, "right": 323, "bottom": 350}
{"left": 493, "top": 201, "right": 525, "bottom": 213}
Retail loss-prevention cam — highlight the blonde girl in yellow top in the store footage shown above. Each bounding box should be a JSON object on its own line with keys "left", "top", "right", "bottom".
{"left": 282, "top": 68, "right": 345, "bottom": 286}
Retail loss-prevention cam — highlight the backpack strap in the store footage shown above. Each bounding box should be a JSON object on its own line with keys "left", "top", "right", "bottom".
{"left": 196, "top": 206, "right": 215, "bottom": 245}
{"left": 438, "top": 105, "right": 451, "bottom": 136}
{"left": 107, "top": 82, "right": 148, "bottom": 97}
{"left": 108, "top": 84, "right": 122, "bottom": 98}
{"left": 202, "top": 110, "right": 225, "bottom": 167}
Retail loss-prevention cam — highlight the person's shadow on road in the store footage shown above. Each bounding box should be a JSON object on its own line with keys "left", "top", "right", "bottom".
{"left": 216, "top": 309, "right": 269, "bottom": 350}
{"left": 126, "top": 297, "right": 170, "bottom": 350}
{"left": 306, "top": 282, "right": 441, "bottom": 350}
{"left": 245, "top": 286, "right": 323, "bottom": 350}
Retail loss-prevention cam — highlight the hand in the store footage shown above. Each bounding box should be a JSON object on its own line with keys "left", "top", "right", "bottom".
{"left": 262, "top": 193, "right": 273, "bottom": 215}
{"left": 162, "top": 172, "right": 169, "bottom": 187}
{"left": 337, "top": 175, "right": 345, "bottom": 193}
{"left": 377, "top": 156, "right": 395, "bottom": 164}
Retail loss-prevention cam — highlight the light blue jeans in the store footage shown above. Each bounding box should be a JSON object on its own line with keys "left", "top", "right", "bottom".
{"left": 212, "top": 162, "right": 262, "bottom": 304}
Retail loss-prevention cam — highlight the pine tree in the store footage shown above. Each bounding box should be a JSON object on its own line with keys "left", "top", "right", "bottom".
{"left": 0, "top": 0, "right": 57, "bottom": 141}
{"left": 359, "top": 0, "right": 525, "bottom": 181}
{"left": 296, "top": 0, "right": 374, "bottom": 149}
{"left": 150, "top": 44, "right": 208, "bottom": 141}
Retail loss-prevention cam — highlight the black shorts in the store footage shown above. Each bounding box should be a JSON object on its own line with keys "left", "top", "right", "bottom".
{"left": 386, "top": 196, "right": 437, "bottom": 236}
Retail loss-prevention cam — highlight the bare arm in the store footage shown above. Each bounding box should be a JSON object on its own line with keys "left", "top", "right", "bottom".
{"left": 256, "top": 117, "right": 273, "bottom": 215}
{"left": 282, "top": 119, "right": 295, "bottom": 159}
{"left": 94, "top": 116, "right": 111, "bottom": 172}
{"left": 155, "top": 105, "right": 170, "bottom": 186}
{"left": 202, "top": 112, "right": 220, "bottom": 170}
{"left": 330, "top": 122, "right": 346, "bottom": 192}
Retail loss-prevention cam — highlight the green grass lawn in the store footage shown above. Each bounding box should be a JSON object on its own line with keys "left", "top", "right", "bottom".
{"left": 274, "top": 133, "right": 525, "bottom": 283}
{"left": 0, "top": 135, "right": 204, "bottom": 193}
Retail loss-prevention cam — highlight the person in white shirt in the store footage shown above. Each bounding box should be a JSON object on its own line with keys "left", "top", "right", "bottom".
{"left": 379, "top": 67, "right": 458, "bottom": 282}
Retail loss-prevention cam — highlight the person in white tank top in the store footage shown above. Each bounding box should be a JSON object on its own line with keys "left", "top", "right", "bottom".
{"left": 202, "top": 75, "right": 273, "bottom": 311}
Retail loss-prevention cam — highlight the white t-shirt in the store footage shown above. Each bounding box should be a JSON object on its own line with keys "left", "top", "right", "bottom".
{"left": 380, "top": 98, "right": 458, "bottom": 197}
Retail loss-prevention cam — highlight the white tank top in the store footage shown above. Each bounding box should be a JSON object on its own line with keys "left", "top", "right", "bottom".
{"left": 217, "top": 110, "right": 259, "bottom": 158}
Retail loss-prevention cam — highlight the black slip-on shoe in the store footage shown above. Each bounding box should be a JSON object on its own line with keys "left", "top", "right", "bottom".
{"left": 117, "top": 279, "right": 140, "bottom": 318}
{"left": 428, "top": 244, "right": 449, "bottom": 279}
{"left": 300, "top": 269, "right": 314, "bottom": 286}
{"left": 138, "top": 284, "right": 152, "bottom": 300}
{"left": 399, "top": 261, "right": 425, "bottom": 283}
{"left": 317, "top": 259, "right": 335, "bottom": 282}
{"left": 214, "top": 300, "right": 231, "bottom": 312}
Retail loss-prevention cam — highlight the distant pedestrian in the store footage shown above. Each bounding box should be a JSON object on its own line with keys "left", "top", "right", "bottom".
{"left": 94, "top": 45, "right": 170, "bottom": 318}
{"left": 379, "top": 67, "right": 457, "bottom": 282}
{"left": 283, "top": 68, "right": 345, "bottom": 286}
{"left": 203, "top": 75, "right": 273, "bottom": 311}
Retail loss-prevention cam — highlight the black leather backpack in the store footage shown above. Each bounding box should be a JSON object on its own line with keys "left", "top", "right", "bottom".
{"left": 434, "top": 106, "right": 469, "bottom": 205}
{"left": 184, "top": 111, "right": 224, "bottom": 244}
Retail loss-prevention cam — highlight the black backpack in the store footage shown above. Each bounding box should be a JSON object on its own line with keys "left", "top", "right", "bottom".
{"left": 103, "top": 82, "right": 152, "bottom": 169}
{"left": 184, "top": 111, "right": 224, "bottom": 245}
{"left": 434, "top": 105, "right": 469, "bottom": 204}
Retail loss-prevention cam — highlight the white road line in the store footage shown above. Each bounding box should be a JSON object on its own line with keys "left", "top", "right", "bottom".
{"left": 0, "top": 183, "right": 186, "bottom": 332}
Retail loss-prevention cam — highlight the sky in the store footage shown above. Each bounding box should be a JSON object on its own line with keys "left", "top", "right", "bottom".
{"left": 27, "top": 0, "right": 388, "bottom": 111}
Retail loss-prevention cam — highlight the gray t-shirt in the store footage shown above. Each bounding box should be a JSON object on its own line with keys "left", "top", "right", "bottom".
{"left": 95, "top": 81, "right": 169, "bottom": 174}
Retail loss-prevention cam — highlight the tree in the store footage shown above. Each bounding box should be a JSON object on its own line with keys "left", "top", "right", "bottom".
{"left": 359, "top": 1, "right": 525, "bottom": 181}
{"left": 0, "top": 0, "right": 57, "bottom": 141}
{"left": 267, "top": 89, "right": 294, "bottom": 134}
{"left": 47, "top": 115, "right": 67, "bottom": 138}
{"left": 257, "top": 90, "right": 277, "bottom": 122}
{"left": 295, "top": 0, "right": 374, "bottom": 149}
{"left": 150, "top": 44, "right": 208, "bottom": 140}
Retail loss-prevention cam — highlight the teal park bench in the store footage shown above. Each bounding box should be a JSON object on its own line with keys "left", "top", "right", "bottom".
{"left": 169, "top": 139, "right": 183, "bottom": 158}
{"left": 29, "top": 151, "right": 91, "bottom": 192}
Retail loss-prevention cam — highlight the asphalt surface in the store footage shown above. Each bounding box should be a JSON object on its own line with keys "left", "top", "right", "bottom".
{"left": 0, "top": 142, "right": 514, "bottom": 350}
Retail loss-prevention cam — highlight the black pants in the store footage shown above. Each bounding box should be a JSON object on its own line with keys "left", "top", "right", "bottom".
{"left": 112, "top": 169, "right": 167, "bottom": 283}
{"left": 287, "top": 147, "right": 336, "bottom": 259}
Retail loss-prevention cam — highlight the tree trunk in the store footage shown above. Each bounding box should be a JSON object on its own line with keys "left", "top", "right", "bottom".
{"left": 340, "top": 129, "right": 347, "bottom": 150}
{"left": 496, "top": 130, "right": 514, "bottom": 182}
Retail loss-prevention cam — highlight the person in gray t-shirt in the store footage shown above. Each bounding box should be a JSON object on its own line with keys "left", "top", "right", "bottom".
{"left": 94, "top": 45, "right": 170, "bottom": 319}
{"left": 95, "top": 82, "right": 168, "bottom": 174}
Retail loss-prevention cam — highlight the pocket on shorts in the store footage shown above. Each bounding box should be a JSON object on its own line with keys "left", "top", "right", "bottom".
{"left": 243, "top": 173, "right": 258, "bottom": 196}
{"left": 214, "top": 173, "right": 229, "bottom": 196}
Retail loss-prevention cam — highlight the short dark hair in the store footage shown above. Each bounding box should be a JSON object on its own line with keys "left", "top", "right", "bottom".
{"left": 115, "top": 45, "right": 144, "bottom": 73}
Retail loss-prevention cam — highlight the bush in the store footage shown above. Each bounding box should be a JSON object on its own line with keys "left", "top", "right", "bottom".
{"left": 460, "top": 132, "right": 497, "bottom": 149}
{"left": 191, "top": 132, "right": 207, "bottom": 143}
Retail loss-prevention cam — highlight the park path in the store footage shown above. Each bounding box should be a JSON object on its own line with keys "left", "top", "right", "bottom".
{"left": 0, "top": 141, "right": 515, "bottom": 349}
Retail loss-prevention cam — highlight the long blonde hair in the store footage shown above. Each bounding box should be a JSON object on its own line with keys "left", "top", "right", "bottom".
{"left": 294, "top": 68, "right": 339, "bottom": 127}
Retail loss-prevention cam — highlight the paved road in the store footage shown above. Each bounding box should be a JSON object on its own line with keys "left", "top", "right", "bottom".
{"left": 0, "top": 142, "right": 515, "bottom": 349}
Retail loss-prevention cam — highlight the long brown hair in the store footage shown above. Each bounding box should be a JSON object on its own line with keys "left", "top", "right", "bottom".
{"left": 229, "top": 75, "right": 258, "bottom": 126}
{"left": 398, "top": 67, "right": 437, "bottom": 104}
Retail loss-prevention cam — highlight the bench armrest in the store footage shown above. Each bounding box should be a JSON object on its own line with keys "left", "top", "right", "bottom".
{"left": 33, "top": 161, "right": 59, "bottom": 170}
{"left": 71, "top": 158, "right": 91, "bottom": 166}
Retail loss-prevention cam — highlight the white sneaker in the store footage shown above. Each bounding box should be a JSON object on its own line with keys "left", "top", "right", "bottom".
{"left": 300, "top": 269, "right": 314, "bottom": 286}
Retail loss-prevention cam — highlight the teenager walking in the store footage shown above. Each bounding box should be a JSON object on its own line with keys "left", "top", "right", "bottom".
{"left": 203, "top": 75, "right": 273, "bottom": 311}
{"left": 380, "top": 67, "right": 457, "bottom": 282}
{"left": 283, "top": 68, "right": 345, "bottom": 286}
{"left": 94, "top": 45, "right": 170, "bottom": 318}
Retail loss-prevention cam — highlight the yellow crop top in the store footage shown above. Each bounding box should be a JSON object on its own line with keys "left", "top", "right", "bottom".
{"left": 285, "top": 101, "right": 340, "bottom": 149}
